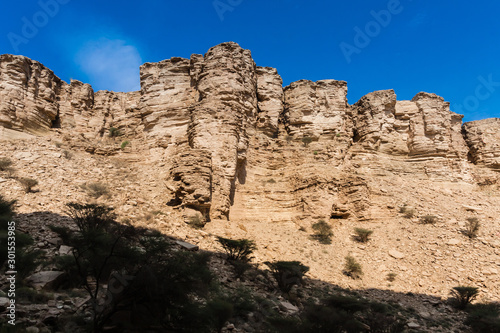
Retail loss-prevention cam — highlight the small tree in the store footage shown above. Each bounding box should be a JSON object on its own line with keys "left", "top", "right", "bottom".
{"left": 354, "top": 228, "right": 373, "bottom": 243}
{"left": 451, "top": 286, "right": 479, "bottom": 309}
{"left": 18, "top": 178, "right": 38, "bottom": 193}
{"left": 465, "top": 217, "right": 480, "bottom": 238}
{"left": 265, "top": 261, "right": 309, "bottom": 293}
{"left": 311, "top": 220, "right": 333, "bottom": 244}
{"left": 344, "top": 255, "right": 362, "bottom": 279}
{"left": 217, "top": 237, "right": 256, "bottom": 262}
{"left": 301, "top": 136, "right": 313, "bottom": 147}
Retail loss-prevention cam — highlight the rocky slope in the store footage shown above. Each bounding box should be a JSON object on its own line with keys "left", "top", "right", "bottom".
{"left": 1, "top": 42, "right": 499, "bottom": 331}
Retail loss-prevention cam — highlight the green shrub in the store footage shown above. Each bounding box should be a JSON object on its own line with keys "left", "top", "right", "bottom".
{"left": 451, "top": 286, "right": 479, "bottom": 309}
{"left": 17, "top": 287, "right": 52, "bottom": 304}
{"left": 120, "top": 140, "right": 130, "bottom": 150}
{"left": 354, "top": 228, "right": 373, "bottom": 243}
{"left": 301, "top": 136, "right": 313, "bottom": 147}
{"left": 265, "top": 261, "right": 309, "bottom": 294}
{"left": 217, "top": 237, "right": 256, "bottom": 262}
{"left": 0, "top": 157, "right": 13, "bottom": 171}
{"left": 465, "top": 303, "right": 500, "bottom": 333}
{"left": 16, "top": 247, "right": 44, "bottom": 281}
{"left": 65, "top": 202, "right": 115, "bottom": 233}
{"left": 311, "top": 220, "right": 333, "bottom": 244}
{"left": 0, "top": 195, "right": 15, "bottom": 226}
{"left": 18, "top": 177, "right": 38, "bottom": 193}
{"left": 207, "top": 298, "right": 234, "bottom": 333}
{"left": 313, "top": 150, "right": 318, "bottom": 155}
{"left": 80, "top": 182, "right": 110, "bottom": 199}
{"left": 188, "top": 215, "right": 205, "bottom": 229}
{"left": 344, "top": 255, "right": 362, "bottom": 279}
{"left": 108, "top": 127, "right": 121, "bottom": 137}
{"left": 465, "top": 217, "right": 480, "bottom": 238}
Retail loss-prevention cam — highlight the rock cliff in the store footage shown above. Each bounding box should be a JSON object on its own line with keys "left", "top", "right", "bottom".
{"left": 1, "top": 42, "right": 499, "bottom": 222}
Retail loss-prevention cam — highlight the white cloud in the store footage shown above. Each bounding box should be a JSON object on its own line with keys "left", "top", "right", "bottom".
{"left": 75, "top": 38, "right": 142, "bottom": 92}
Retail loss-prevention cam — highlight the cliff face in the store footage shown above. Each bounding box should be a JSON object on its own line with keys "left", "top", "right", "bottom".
{"left": 1, "top": 42, "right": 499, "bottom": 222}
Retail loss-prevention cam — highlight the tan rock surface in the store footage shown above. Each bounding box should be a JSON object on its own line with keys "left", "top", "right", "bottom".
{"left": 1, "top": 43, "right": 500, "bottom": 318}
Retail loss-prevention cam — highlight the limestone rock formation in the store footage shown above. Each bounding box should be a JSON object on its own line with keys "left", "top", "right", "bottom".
{"left": 463, "top": 118, "right": 500, "bottom": 171}
{"left": 1, "top": 42, "right": 499, "bottom": 223}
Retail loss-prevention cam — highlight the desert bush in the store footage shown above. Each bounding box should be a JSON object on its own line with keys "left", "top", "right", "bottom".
{"left": 17, "top": 287, "right": 52, "bottom": 304}
{"left": 108, "top": 127, "right": 121, "bottom": 137}
{"left": 62, "top": 150, "right": 73, "bottom": 159}
{"left": 387, "top": 272, "right": 397, "bottom": 282}
{"left": 80, "top": 182, "right": 110, "bottom": 199}
{"left": 267, "top": 178, "right": 276, "bottom": 184}
{"left": 279, "top": 295, "right": 406, "bottom": 333}
{"left": 65, "top": 202, "right": 115, "bottom": 232}
{"left": 313, "top": 150, "right": 318, "bottom": 155}
{"left": 18, "top": 177, "right": 38, "bottom": 193}
{"left": 344, "top": 255, "right": 362, "bottom": 279}
{"left": 0, "top": 195, "right": 15, "bottom": 225}
{"left": 399, "top": 204, "right": 415, "bottom": 218}
{"left": 0, "top": 157, "right": 13, "bottom": 171}
{"left": 265, "top": 260, "right": 309, "bottom": 294}
{"left": 465, "top": 303, "right": 500, "bottom": 333}
{"left": 420, "top": 215, "right": 438, "bottom": 224}
{"left": 285, "top": 135, "right": 293, "bottom": 143}
{"left": 217, "top": 237, "right": 256, "bottom": 262}
{"left": 301, "top": 136, "right": 313, "bottom": 147}
{"left": 188, "top": 215, "right": 205, "bottom": 229}
{"left": 207, "top": 298, "right": 234, "bottom": 333}
{"left": 16, "top": 247, "right": 44, "bottom": 281}
{"left": 451, "top": 286, "right": 479, "bottom": 309}
{"left": 354, "top": 227, "right": 373, "bottom": 243}
{"left": 465, "top": 217, "right": 480, "bottom": 238}
{"left": 120, "top": 140, "right": 130, "bottom": 150}
{"left": 311, "top": 220, "right": 333, "bottom": 244}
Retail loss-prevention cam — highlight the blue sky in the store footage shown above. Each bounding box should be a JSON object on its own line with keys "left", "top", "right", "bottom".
{"left": 0, "top": 0, "right": 499, "bottom": 122}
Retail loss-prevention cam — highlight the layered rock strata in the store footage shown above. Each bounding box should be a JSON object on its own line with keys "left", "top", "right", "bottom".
{"left": 1, "top": 42, "right": 500, "bottom": 223}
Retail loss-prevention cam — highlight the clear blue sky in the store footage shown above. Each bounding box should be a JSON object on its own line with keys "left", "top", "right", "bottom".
{"left": 1, "top": 0, "right": 499, "bottom": 122}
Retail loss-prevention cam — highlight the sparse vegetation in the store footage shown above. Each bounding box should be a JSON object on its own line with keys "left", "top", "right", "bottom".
{"left": 420, "top": 215, "right": 438, "bottom": 224}
{"left": 285, "top": 135, "right": 293, "bottom": 143}
{"left": 18, "top": 177, "right": 38, "bottom": 193}
{"left": 62, "top": 150, "right": 73, "bottom": 159}
{"left": 80, "top": 182, "right": 110, "bottom": 199}
{"left": 465, "top": 302, "right": 500, "bottom": 332}
{"left": 344, "top": 255, "right": 362, "bottom": 279}
{"left": 54, "top": 141, "right": 63, "bottom": 148}
{"left": 121, "top": 140, "right": 130, "bottom": 150}
{"left": 108, "top": 127, "right": 121, "bottom": 137}
{"left": 451, "top": 286, "right": 479, "bottom": 309}
{"left": 387, "top": 272, "right": 397, "bottom": 282}
{"left": 301, "top": 136, "right": 312, "bottom": 147}
{"left": 313, "top": 150, "right": 318, "bottom": 155}
{"left": 52, "top": 202, "right": 220, "bottom": 332}
{"left": 354, "top": 227, "right": 373, "bottom": 243}
{"left": 465, "top": 217, "right": 480, "bottom": 238}
{"left": 265, "top": 260, "right": 309, "bottom": 294}
{"left": 267, "top": 178, "right": 276, "bottom": 184}
{"left": 187, "top": 215, "right": 205, "bottom": 229}
{"left": 399, "top": 204, "right": 416, "bottom": 218}
{"left": 311, "top": 219, "right": 333, "bottom": 244}
{"left": 0, "top": 157, "right": 13, "bottom": 171}
{"left": 217, "top": 237, "right": 256, "bottom": 262}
